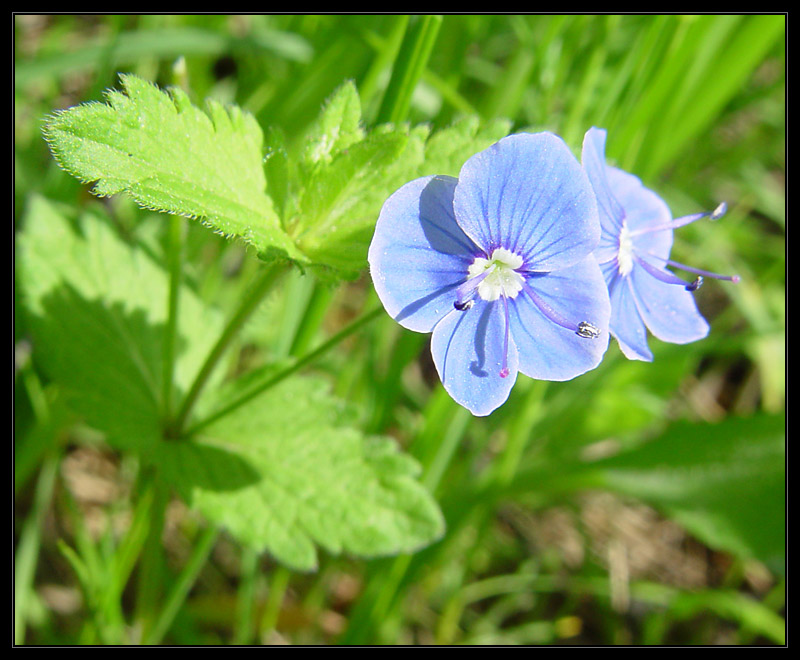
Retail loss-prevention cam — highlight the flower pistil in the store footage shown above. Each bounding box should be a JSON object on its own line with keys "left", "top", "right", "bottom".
{"left": 455, "top": 248, "right": 601, "bottom": 378}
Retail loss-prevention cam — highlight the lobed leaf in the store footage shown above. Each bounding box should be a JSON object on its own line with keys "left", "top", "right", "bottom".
{"left": 161, "top": 375, "right": 445, "bottom": 571}
{"left": 18, "top": 195, "right": 444, "bottom": 569}
{"left": 42, "top": 74, "right": 301, "bottom": 262}
{"left": 17, "top": 195, "right": 222, "bottom": 451}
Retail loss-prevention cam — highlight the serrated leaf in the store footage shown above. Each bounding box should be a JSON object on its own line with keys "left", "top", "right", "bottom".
{"left": 263, "top": 126, "right": 290, "bottom": 221}
{"left": 419, "top": 116, "right": 512, "bottom": 178}
{"left": 17, "top": 195, "right": 221, "bottom": 452}
{"left": 302, "top": 80, "right": 366, "bottom": 167}
{"left": 160, "top": 376, "right": 445, "bottom": 571}
{"left": 295, "top": 125, "right": 428, "bottom": 277}
{"left": 43, "top": 74, "right": 301, "bottom": 262}
{"left": 291, "top": 114, "right": 510, "bottom": 278}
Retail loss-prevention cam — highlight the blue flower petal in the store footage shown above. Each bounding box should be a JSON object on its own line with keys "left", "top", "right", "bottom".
{"left": 453, "top": 133, "right": 599, "bottom": 271}
{"left": 605, "top": 166, "right": 673, "bottom": 261}
{"left": 510, "top": 257, "right": 611, "bottom": 381}
{"left": 582, "top": 127, "right": 626, "bottom": 235}
{"left": 601, "top": 261, "right": 653, "bottom": 362}
{"left": 629, "top": 263, "right": 710, "bottom": 345}
{"left": 369, "top": 175, "right": 481, "bottom": 333}
{"left": 430, "top": 299, "right": 518, "bottom": 416}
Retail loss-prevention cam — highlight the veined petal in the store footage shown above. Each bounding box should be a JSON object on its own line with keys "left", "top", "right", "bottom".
{"left": 605, "top": 166, "right": 673, "bottom": 261}
{"left": 582, "top": 127, "right": 626, "bottom": 233}
{"left": 510, "top": 257, "right": 610, "bottom": 381}
{"left": 369, "top": 175, "right": 482, "bottom": 333}
{"left": 453, "top": 132, "right": 600, "bottom": 271}
{"left": 629, "top": 262, "right": 710, "bottom": 345}
{"left": 430, "top": 299, "right": 518, "bottom": 416}
{"left": 601, "top": 261, "right": 653, "bottom": 361}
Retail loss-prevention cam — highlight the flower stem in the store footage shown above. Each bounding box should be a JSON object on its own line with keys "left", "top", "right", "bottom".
{"left": 161, "top": 214, "right": 184, "bottom": 421}
{"left": 184, "top": 306, "right": 384, "bottom": 437}
{"left": 169, "top": 262, "right": 285, "bottom": 437}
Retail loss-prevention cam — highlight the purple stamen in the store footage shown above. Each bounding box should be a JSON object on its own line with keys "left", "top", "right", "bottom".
{"left": 499, "top": 294, "right": 510, "bottom": 378}
{"left": 630, "top": 201, "right": 728, "bottom": 237}
{"left": 454, "top": 269, "right": 491, "bottom": 311}
{"left": 647, "top": 253, "right": 740, "bottom": 284}
{"left": 520, "top": 280, "right": 599, "bottom": 339}
{"left": 634, "top": 254, "right": 698, "bottom": 289}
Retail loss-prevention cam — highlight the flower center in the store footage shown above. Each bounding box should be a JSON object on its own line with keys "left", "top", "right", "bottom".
{"left": 452, "top": 247, "right": 601, "bottom": 380}
{"left": 617, "top": 222, "right": 634, "bottom": 276}
{"left": 467, "top": 248, "right": 525, "bottom": 301}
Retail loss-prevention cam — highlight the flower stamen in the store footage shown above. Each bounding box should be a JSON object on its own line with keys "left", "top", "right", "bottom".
{"left": 454, "top": 269, "right": 492, "bottom": 310}
{"left": 633, "top": 254, "right": 700, "bottom": 290}
{"left": 647, "top": 253, "right": 740, "bottom": 284}
{"left": 629, "top": 202, "right": 728, "bottom": 237}
{"left": 520, "top": 280, "right": 600, "bottom": 339}
{"left": 467, "top": 248, "right": 525, "bottom": 302}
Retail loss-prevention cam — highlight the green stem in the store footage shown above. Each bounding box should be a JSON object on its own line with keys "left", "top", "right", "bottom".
{"left": 233, "top": 546, "right": 259, "bottom": 645}
{"left": 185, "top": 306, "right": 384, "bottom": 437}
{"left": 144, "top": 524, "right": 219, "bottom": 645}
{"left": 359, "top": 15, "right": 411, "bottom": 117}
{"left": 161, "top": 214, "right": 184, "bottom": 421}
{"left": 261, "top": 565, "right": 291, "bottom": 638}
{"left": 133, "top": 471, "right": 167, "bottom": 641}
{"left": 376, "top": 15, "right": 443, "bottom": 124}
{"left": 14, "top": 453, "right": 59, "bottom": 644}
{"left": 171, "top": 262, "right": 285, "bottom": 436}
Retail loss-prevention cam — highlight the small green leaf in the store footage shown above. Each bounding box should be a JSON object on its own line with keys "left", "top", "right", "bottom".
{"left": 43, "top": 74, "right": 301, "bottom": 262}
{"left": 161, "top": 375, "right": 445, "bottom": 571}
{"left": 290, "top": 114, "right": 512, "bottom": 276}
{"left": 294, "top": 126, "right": 423, "bottom": 276}
{"left": 17, "top": 195, "right": 221, "bottom": 452}
{"left": 302, "top": 80, "right": 366, "bottom": 167}
{"left": 419, "top": 116, "right": 512, "bottom": 178}
{"left": 263, "top": 126, "right": 290, "bottom": 222}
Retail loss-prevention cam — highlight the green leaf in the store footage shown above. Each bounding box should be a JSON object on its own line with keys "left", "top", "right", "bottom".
{"left": 586, "top": 414, "right": 785, "bottom": 574}
{"left": 293, "top": 125, "right": 426, "bottom": 277}
{"left": 290, "top": 114, "right": 511, "bottom": 276}
{"left": 42, "top": 74, "right": 301, "bottom": 262}
{"left": 301, "top": 80, "right": 366, "bottom": 167}
{"left": 263, "top": 126, "right": 290, "bottom": 222}
{"left": 419, "top": 116, "right": 512, "bottom": 178}
{"left": 160, "top": 375, "right": 445, "bottom": 571}
{"left": 17, "top": 195, "right": 221, "bottom": 452}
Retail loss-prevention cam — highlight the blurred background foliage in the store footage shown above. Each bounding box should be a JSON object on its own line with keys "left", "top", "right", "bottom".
{"left": 15, "top": 14, "right": 784, "bottom": 645}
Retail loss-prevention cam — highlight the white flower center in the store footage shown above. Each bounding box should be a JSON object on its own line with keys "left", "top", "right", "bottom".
{"left": 468, "top": 248, "right": 525, "bottom": 301}
{"left": 617, "top": 222, "right": 634, "bottom": 276}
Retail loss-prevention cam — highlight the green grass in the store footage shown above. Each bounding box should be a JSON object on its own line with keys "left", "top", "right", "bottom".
{"left": 15, "top": 14, "right": 784, "bottom": 646}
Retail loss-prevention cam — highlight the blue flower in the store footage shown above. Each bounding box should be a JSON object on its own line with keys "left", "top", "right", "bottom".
{"left": 368, "top": 132, "right": 611, "bottom": 416}
{"left": 581, "top": 127, "right": 739, "bottom": 362}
